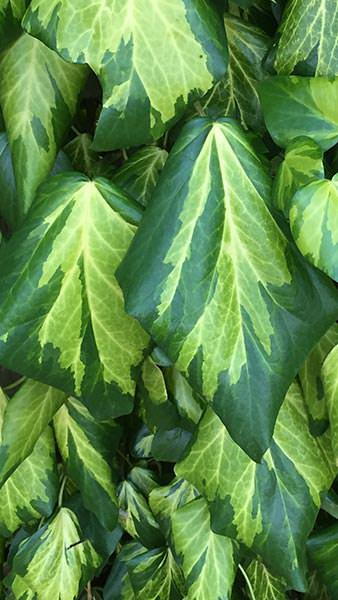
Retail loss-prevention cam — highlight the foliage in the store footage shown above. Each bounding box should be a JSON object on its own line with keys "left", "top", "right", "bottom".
{"left": 0, "top": 1, "right": 337, "bottom": 599}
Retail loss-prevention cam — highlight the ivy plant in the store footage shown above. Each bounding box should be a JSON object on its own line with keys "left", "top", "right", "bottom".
{"left": 0, "top": 1, "right": 337, "bottom": 599}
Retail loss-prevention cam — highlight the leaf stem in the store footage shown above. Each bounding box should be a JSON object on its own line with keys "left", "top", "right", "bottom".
{"left": 58, "top": 475, "right": 67, "bottom": 508}
{"left": 238, "top": 564, "right": 257, "bottom": 600}
{"left": 3, "top": 376, "right": 26, "bottom": 391}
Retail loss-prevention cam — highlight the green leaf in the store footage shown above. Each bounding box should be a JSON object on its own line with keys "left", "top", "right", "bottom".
{"left": 259, "top": 76, "right": 338, "bottom": 150}
{"left": 275, "top": 0, "right": 338, "bottom": 76}
{"left": 0, "top": 0, "right": 27, "bottom": 53}
{"left": 307, "top": 523, "right": 338, "bottom": 598}
{"left": 0, "top": 173, "right": 149, "bottom": 419}
{"left": 165, "top": 368, "right": 203, "bottom": 426}
{"left": 138, "top": 358, "right": 179, "bottom": 433}
{"left": 23, "top": 0, "right": 227, "bottom": 150}
{"left": 117, "top": 116, "right": 338, "bottom": 461}
{"left": 298, "top": 324, "right": 338, "bottom": 430}
{"left": 8, "top": 507, "right": 101, "bottom": 600}
{"left": 103, "top": 543, "right": 139, "bottom": 600}
{"left": 273, "top": 137, "right": 324, "bottom": 215}
{"left": 322, "top": 345, "right": 338, "bottom": 464}
{"left": 127, "top": 466, "right": 160, "bottom": 497}
{"left": 54, "top": 397, "right": 121, "bottom": 530}
{"left": 118, "top": 480, "right": 164, "bottom": 548}
{"left": 0, "top": 33, "right": 87, "bottom": 221}
{"left": 246, "top": 560, "right": 287, "bottom": 599}
{"left": 172, "top": 497, "right": 237, "bottom": 600}
{"left": 127, "top": 544, "right": 184, "bottom": 600}
{"left": 113, "top": 146, "right": 168, "bottom": 207}
{"left": 0, "top": 379, "right": 65, "bottom": 485}
{"left": 304, "top": 572, "right": 329, "bottom": 600}
{"left": 0, "top": 427, "right": 58, "bottom": 537}
{"left": 176, "top": 382, "right": 336, "bottom": 590}
{"left": 0, "top": 131, "right": 16, "bottom": 230}
{"left": 223, "top": 14, "right": 271, "bottom": 131}
{"left": 64, "top": 134, "right": 99, "bottom": 179}
{"left": 289, "top": 177, "right": 338, "bottom": 281}
{"left": 149, "top": 477, "right": 200, "bottom": 538}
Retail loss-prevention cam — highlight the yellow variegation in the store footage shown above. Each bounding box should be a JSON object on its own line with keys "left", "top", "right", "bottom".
{"left": 23, "top": 0, "right": 227, "bottom": 149}
{"left": 322, "top": 345, "right": 338, "bottom": 464}
{"left": 246, "top": 561, "right": 287, "bottom": 600}
{"left": 0, "top": 173, "right": 149, "bottom": 418}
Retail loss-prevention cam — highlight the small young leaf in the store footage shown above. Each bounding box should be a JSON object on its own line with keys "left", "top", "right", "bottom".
{"left": 289, "top": 177, "right": 338, "bottom": 281}
{"left": 149, "top": 477, "right": 200, "bottom": 538}
{"left": 118, "top": 480, "right": 164, "bottom": 549}
{"left": 54, "top": 397, "right": 121, "bottom": 530}
{"left": 126, "top": 544, "right": 185, "bottom": 600}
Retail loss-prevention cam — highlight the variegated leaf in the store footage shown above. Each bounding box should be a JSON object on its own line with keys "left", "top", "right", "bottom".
{"left": 23, "top": 0, "right": 227, "bottom": 150}
{"left": 260, "top": 76, "right": 338, "bottom": 150}
{"left": 246, "top": 560, "right": 287, "bottom": 599}
{"left": 8, "top": 508, "right": 101, "bottom": 600}
{"left": 171, "top": 497, "right": 237, "bottom": 600}
{"left": 149, "top": 477, "right": 200, "bottom": 538}
{"left": 307, "top": 523, "right": 338, "bottom": 598}
{"left": 0, "top": 379, "right": 65, "bottom": 485}
{"left": 103, "top": 542, "right": 140, "bottom": 600}
{"left": 275, "top": 0, "right": 338, "bottom": 76}
{"left": 176, "top": 382, "right": 336, "bottom": 590}
{"left": 0, "top": 33, "right": 87, "bottom": 221}
{"left": 118, "top": 479, "right": 164, "bottom": 548}
{"left": 138, "top": 358, "right": 179, "bottom": 433}
{"left": 322, "top": 345, "right": 338, "bottom": 464}
{"left": 117, "top": 117, "right": 338, "bottom": 461}
{"left": 289, "top": 177, "right": 338, "bottom": 281}
{"left": 126, "top": 544, "right": 185, "bottom": 600}
{"left": 273, "top": 137, "right": 324, "bottom": 215}
{"left": 0, "top": 0, "right": 26, "bottom": 52}
{"left": 54, "top": 397, "right": 121, "bottom": 530}
{"left": 298, "top": 324, "right": 338, "bottom": 431}
{"left": 0, "top": 173, "right": 149, "bottom": 419}
{"left": 113, "top": 146, "right": 168, "bottom": 207}
{"left": 0, "top": 426, "right": 58, "bottom": 537}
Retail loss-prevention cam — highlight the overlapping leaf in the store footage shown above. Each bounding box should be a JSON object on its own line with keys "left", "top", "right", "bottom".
{"left": 322, "top": 345, "right": 338, "bottom": 463}
{"left": 273, "top": 137, "right": 324, "bottom": 215}
{"left": 149, "top": 477, "right": 200, "bottom": 537}
{"left": 54, "top": 397, "right": 121, "bottom": 530}
{"left": 118, "top": 479, "right": 164, "bottom": 548}
{"left": 222, "top": 14, "right": 270, "bottom": 130}
{"left": 8, "top": 508, "right": 101, "bottom": 600}
{"left": 0, "top": 173, "right": 149, "bottom": 418}
{"left": 0, "top": 426, "right": 58, "bottom": 537}
{"left": 0, "top": 34, "right": 87, "bottom": 221}
{"left": 308, "top": 523, "right": 338, "bottom": 598}
{"left": 171, "top": 497, "right": 237, "bottom": 600}
{"left": 117, "top": 117, "right": 338, "bottom": 460}
{"left": 23, "top": 0, "right": 227, "bottom": 150}
{"left": 260, "top": 76, "right": 338, "bottom": 150}
{"left": 298, "top": 324, "right": 338, "bottom": 430}
{"left": 176, "top": 382, "right": 336, "bottom": 590}
{"left": 0, "top": 379, "right": 65, "bottom": 485}
{"left": 246, "top": 561, "right": 287, "bottom": 599}
{"left": 113, "top": 146, "right": 168, "bottom": 207}
{"left": 289, "top": 177, "right": 338, "bottom": 281}
{"left": 275, "top": 0, "right": 338, "bottom": 76}
{"left": 0, "top": 0, "right": 26, "bottom": 52}
{"left": 126, "top": 543, "right": 184, "bottom": 600}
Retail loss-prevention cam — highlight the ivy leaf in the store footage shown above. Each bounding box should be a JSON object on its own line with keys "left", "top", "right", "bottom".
{"left": 289, "top": 177, "right": 338, "bottom": 281}
{"left": 0, "top": 0, "right": 26, "bottom": 52}
{"left": 23, "top": 0, "right": 227, "bottom": 150}
{"left": 307, "top": 523, "right": 338, "bottom": 598}
{"left": 176, "top": 382, "right": 336, "bottom": 590}
{"left": 165, "top": 368, "right": 203, "bottom": 426}
{"left": 8, "top": 508, "right": 101, "bottom": 600}
{"left": 127, "top": 466, "right": 160, "bottom": 497}
{"left": 322, "top": 345, "right": 338, "bottom": 464}
{"left": 64, "top": 134, "right": 99, "bottom": 179}
{"left": 113, "top": 146, "right": 168, "bottom": 208}
{"left": 54, "top": 397, "right": 121, "bottom": 530}
{"left": 0, "top": 34, "right": 87, "bottom": 222}
{"left": 149, "top": 477, "right": 200, "bottom": 538}
{"left": 0, "top": 379, "right": 65, "bottom": 485}
{"left": 138, "top": 358, "right": 180, "bottom": 433}
{"left": 0, "top": 173, "right": 149, "bottom": 419}
{"left": 246, "top": 560, "right": 288, "bottom": 599}
{"left": 117, "top": 117, "right": 338, "bottom": 461}
{"left": 298, "top": 324, "right": 338, "bottom": 432}
{"left": 103, "top": 543, "right": 139, "bottom": 600}
{"left": 126, "top": 544, "right": 185, "bottom": 600}
{"left": 260, "top": 76, "right": 338, "bottom": 150}
{"left": 118, "top": 480, "right": 165, "bottom": 549}
{"left": 223, "top": 14, "right": 271, "bottom": 131}
{"left": 273, "top": 137, "right": 324, "bottom": 215}
{"left": 275, "top": 0, "right": 338, "bottom": 76}
{"left": 0, "top": 427, "right": 58, "bottom": 537}
{"left": 171, "top": 497, "right": 237, "bottom": 600}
